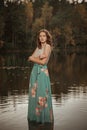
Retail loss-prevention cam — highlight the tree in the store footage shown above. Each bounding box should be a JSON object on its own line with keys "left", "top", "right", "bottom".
{"left": 25, "top": 1, "right": 33, "bottom": 42}
{"left": 5, "top": 1, "right": 27, "bottom": 48}
{"left": 63, "top": 22, "right": 75, "bottom": 48}
{"left": 32, "top": 2, "right": 53, "bottom": 33}
{"left": 0, "top": 0, "right": 5, "bottom": 48}
{"left": 41, "top": 2, "right": 53, "bottom": 29}
{"left": 0, "top": 13, "right": 4, "bottom": 39}
{"left": 0, "top": 0, "right": 4, "bottom": 7}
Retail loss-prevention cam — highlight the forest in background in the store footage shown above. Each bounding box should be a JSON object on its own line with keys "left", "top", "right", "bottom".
{"left": 0, "top": 0, "right": 87, "bottom": 51}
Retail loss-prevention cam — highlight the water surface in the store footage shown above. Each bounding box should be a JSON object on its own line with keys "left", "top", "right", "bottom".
{"left": 0, "top": 52, "right": 87, "bottom": 130}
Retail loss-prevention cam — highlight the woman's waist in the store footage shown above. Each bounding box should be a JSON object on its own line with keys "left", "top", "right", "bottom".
{"left": 34, "top": 63, "right": 47, "bottom": 68}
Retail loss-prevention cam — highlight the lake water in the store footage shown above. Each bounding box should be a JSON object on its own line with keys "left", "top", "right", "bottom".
{"left": 0, "top": 51, "right": 87, "bottom": 130}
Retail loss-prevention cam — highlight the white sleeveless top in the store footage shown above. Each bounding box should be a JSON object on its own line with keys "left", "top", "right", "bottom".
{"left": 33, "top": 47, "right": 44, "bottom": 57}
{"left": 33, "top": 45, "right": 51, "bottom": 64}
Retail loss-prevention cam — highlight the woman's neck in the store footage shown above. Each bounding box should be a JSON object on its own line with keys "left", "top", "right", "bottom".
{"left": 41, "top": 42, "right": 47, "bottom": 48}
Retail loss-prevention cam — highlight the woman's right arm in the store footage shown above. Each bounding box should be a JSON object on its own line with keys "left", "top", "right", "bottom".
{"left": 27, "top": 47, "right": 38, "bottom": 61}
{"left": 31, "top": 47, "right": 38, "bottom": 57}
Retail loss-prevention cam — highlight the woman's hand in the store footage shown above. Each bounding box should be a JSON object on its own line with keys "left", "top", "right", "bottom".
{"left": 28, "top": 56, "right": 33, "bottom": 61}
{"left": 39, "top": 54, "right": 46, "bottom": 59}
{"left": 28, "top": 55, "right": 47, "bottom": 65}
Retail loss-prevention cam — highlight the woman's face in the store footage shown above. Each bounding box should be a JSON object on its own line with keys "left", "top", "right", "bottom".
{"left": 39, "top": 32, "right": 47, "bottom": 43}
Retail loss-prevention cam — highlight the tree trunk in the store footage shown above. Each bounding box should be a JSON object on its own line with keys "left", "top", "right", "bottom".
{"left": 12, "top": 32, "right": 15, "bottom": 48}
{"left": 0, "top": 0, "right": 4, "bottom": 7}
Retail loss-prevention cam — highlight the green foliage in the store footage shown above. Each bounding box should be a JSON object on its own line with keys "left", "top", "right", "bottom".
{"left": 32, "top": 2, "right": 53, "bottom": 33}
{"left": 0, "top": 0, "right": 87, "bottom": 50}
{"left": 0, "top": 11, "right": 5, "bottom": 39}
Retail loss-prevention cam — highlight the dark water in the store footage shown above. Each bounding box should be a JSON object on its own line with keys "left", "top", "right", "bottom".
{"left": 0, "top": 51, "right": 87, "bottom": 130}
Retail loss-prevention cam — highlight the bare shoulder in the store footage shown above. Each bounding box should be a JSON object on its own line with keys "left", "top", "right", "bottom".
{"left": 46, "top": 44, "right": 51, "bottom": 49}
{"left": 46, "top": 44, "right": 50, "bottom": 47}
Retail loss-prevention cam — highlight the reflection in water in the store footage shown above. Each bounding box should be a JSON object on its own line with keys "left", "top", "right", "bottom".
{"left": 0, "top": 52, "right": 30, "bottom": 68}
{"left": 0, "top": 52, "right": 87, "bottom": 130}
{"left": 28, "top": 120, "right": 54, "bottom": 130}
{"left": 0, "top": 52, "right": 87, "bottom": 105}
{"left": 49, "top": 52, "right": 87, "bottom": 95}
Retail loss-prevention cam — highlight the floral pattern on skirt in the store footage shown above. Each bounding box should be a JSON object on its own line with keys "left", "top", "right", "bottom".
{"left": 28, "top": 63, "right": 54, "bottom": 123}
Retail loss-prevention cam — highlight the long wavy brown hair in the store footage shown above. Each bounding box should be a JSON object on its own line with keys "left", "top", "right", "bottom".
{"left": 37, "top": 29, "right": 53, "bottom": 49}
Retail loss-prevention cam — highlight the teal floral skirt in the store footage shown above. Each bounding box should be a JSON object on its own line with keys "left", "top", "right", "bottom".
{"left": 28, "top": 63, "right": 54, "bottom": 123}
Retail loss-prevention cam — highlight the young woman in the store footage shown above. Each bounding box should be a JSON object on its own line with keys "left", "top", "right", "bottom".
{"left": 28, "top": 29, "right": 54, "bottom": 124}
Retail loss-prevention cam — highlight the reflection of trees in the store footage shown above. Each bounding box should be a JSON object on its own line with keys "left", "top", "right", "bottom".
{"left": 0, "top": 68, "right": 30, "bottom": 94}
{"left": 0, "top": 52, "right": 87, "bottom": 106}
{"left": 0, "top": 53, "right": 30, "bottom": 68}
{"left": 65, "top": 53, "right": 76, "bottom": 79}
{"left": 48, "top": 51, "right": 87, "bottom": 98}
{"left": 0, "top": 55, "right": 5, "bottom": 67}
{"left": 0, "top": 67, "right": 30, "bottom": 109}
{"left": 74, "top": 54, "right": 87, "bottom": 82}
